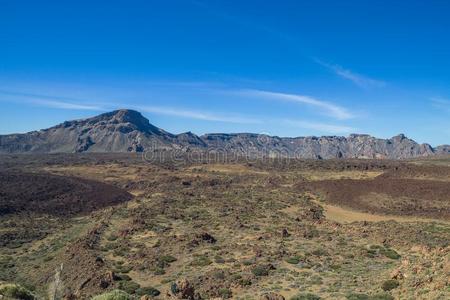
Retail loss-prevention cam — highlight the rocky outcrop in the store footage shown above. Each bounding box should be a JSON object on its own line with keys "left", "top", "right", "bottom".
{"left": 435, "top": 144, "right": 450, "bottom": 155}
{"left": 0, "top": 109, "right": 447, "bottom": 159}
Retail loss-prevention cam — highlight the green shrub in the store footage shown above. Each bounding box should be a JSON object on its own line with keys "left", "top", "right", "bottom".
{"left": 366, "top": 249, "right": 377, "bottom": 258}
{"left": 368, "top": 293, "right": 394, "bottom": 300}
{"left": 106, "top": 234, "right": 119, "bottom": 241}
{"left": 218, "top": 288, "right": 232, "bottom": 298}
{"left": 118, "top": 281, "right": 140, "bottom": 294}
{"left": 251, "top": 265, "right": 270, "bottom": 277}
{"left": 136, "top": 286, "right": 160, "bottom": 296}
{"left": 212, "top": 270, "right": 225, "bottom": 280}
{"left": 366, "top": 246, "right": 400, "bottom": 260}
{"left": 346, "top": 293, "right": 369, "bottom": 300}
{"left": 113, "top": 265, "right": 133, "bottom": 274}
{"left": 214, "top": 256, "right": 225, "bottom": 263}
{"left": 311, "top": 248, "right": 328, "bottom": 256}
{"left": 115, "top": 274, "right": 131, "bottom": 281}
{"left": 192, "top": 256, "right": 212, "bottom": 267}
{"left": 43, "top": 256, "right": 53, "bottom": 262}
{"left": 104, "top": 243, "right": 119, "bottom": 251}
{"left": 381, "top": 279, "right": 399, "bottom": 291}
{"left": 0, "top": 283, "right": 36, "bottom": 300}
{"left": 286, "top": 257, "right": 300, "bottom": 264}
{"left": 290, "top": 293, "right": 321, "bottom": 300}
{"left": 369, "top": 245, "right": 384, "bottom": 250}
{"left": 92, "top": 289, "right": 133, "bottom": 300}
{"left": 239, "top": 278, "right": 252, "bottom": 286}
{"left": 380, "top": 248, "right": 400, "bottom": 260}
{"left": 242, "top": 259, "right": 254, "bottom": 266}
{"left": 159, "top": 255, "right": 177, "bottom": 263}
{"left": 154, "top": 267, "right": 166, "bottom": 275}
{"left": 346, "top": 292, "right": 394, "bottom": 300}
{"left": 309, "top": 275, "right": 323, "bottom": 285}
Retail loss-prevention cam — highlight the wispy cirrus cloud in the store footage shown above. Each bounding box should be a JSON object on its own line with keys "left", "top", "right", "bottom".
{"left": 314, "top": 59, "right": 385, "bottom": 88}
{"left": 0, "top": 89, "right": 261, "bottom": 124}
{"left": 131, "top": 105, "right": 262, "bottom": 124}
{"left": 29, "top": 99, "right": 105, "bottom": 111}
{"left": 430, "top": 97, "right": 450, "bottom": 112}
{"left": 0, "top": 89, "right": 106, "bottom": 111}
{"left": 237, "top": 89, "right": 354, "bottom": 120}
{"left": 283, "top": 119, "right": 356, "bottom": 134}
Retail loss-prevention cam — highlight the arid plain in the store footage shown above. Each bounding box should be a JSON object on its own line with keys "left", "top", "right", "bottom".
{"left": 0, "top": 154, "right": 449, "bottom": 300}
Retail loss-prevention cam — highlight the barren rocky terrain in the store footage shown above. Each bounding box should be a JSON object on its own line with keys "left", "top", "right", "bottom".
{"left": 0, "top": 154, "right": 449, "bottom": 299}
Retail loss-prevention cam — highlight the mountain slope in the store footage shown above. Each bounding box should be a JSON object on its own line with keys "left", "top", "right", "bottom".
{"left": 0, "top": 109, "right": 448, "bottom": 159}
{"left": 0, "top": 110, "right": 176, "bottom": 153}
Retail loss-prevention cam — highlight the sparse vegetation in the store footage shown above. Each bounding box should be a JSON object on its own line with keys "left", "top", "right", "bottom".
{"left": 136, "top": 286, "right": 160, "bottom": 296}
{"left": 285, "top": 256, "right": 300, "bottom": 264}
{"left": 0, "top": 283, "right": 36, "bottom": 300}
{"left": 290, "top": 293, "right": 321, "bottom": 300}
{"left": 118, "top": 281, "right": 140, "bottom": 294}
{"left": 1, "top": 154, "right": 449, "bottom": 299}
{"left": 218, "top": 288, "right": 232, "bottom": 298}
{"left": 252, "top": 265, "right": 271, "bottom": 277}
{"left": 381, "top": 279, "right": 399, "bottom": 291}
{"left": 379, "top": 248, "right": 401, "bottom": 259}
{"left": 346, "top": 293, "right": 394, "bottom": 300}
{"left": 92, "top": 289, "right": 133, "bottom": 300}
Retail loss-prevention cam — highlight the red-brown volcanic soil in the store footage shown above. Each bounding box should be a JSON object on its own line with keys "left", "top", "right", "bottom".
{"left": 0, "top": 171, "right": 132, "bottom": 216}
{"left": 297, "top": 176, "right": 450, "bottom": 220}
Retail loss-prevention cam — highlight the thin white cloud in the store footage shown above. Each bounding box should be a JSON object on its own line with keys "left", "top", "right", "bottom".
{"left": 133, "top": 105, "right": 262, "bottom": 124}
{"left": 430, "top": 97, "right": 450, "bottom": 112}
{"left": 238, "top": 89, "right": 353, "bottom": 120}
{"left": 283, "top": 119, "right": 356, "bottom": 134}
{"left": 29, "top": 99, "right": 105, "bottom": 111}
{"left": 0, "top": 89, "right": 261, "bottom": 124}
{"left": 0, "top": 90, "right": 106, "bottom": 111}
{"left": 315, "top": 59, "right": 385, "bottom": 88}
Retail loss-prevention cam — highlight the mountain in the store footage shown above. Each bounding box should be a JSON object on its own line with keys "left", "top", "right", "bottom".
{"left": 0, "top": 109, "right": 448, "bottom": 159}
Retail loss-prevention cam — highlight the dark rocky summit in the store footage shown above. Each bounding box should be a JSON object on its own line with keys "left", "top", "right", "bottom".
{"left": 0, "top": 109, "right": 448, "bottom": 159}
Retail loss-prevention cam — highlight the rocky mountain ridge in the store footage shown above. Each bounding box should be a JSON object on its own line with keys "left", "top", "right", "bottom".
{"left": 0, "top": 109, "right": 448, "bottom": 159}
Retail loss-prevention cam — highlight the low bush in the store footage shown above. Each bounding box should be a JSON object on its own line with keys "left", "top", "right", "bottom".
{"left": 159, "top": 255, "right": 177, "bottom": 264}
{"left": 218, "top": 288, "right": 232, "bottom": 298}
{"left": 286, "top": 256, "right": 300, "bottom": 264}
{"left": 212, "top": 270, "right": 225, "bottom": 280}
{"left": 381, "top": 279, "right": 399, "bottom": 291}
{"left": 368, "top": 293, "right": 394, "bottom": 300}
{"left": 106, "top": 234, "right": 119, "bottom": 241}
{"left": 311, "top": 248, "right": 328, "bottom": 257}
{"left": 192, "top": 256, "right": 212, "bottom": 267}
{"left": 92, "top": 289, "right": 133, "bottom": 300}
{"left": 251, "top": 265, "right": 270, "bottom": 277}
{"left": 380, "top": 248, "right": 401, "bottom": 260}
{"left": 346, "top": 292, "right": 394, "bottom": 300}
{"left": 214, "top": 256, "right": 225, "bottom": 264}
{"left": 118, "top": 281, "right": 140, "bottom": 294}
{"left": 113, "top": 265, "right": 133, "bottom": 274}
{"left": 290, "top": 293, "right": 321, "bottom": 300}
{"left": 239, "top": 278, "right": 252, "bottom": 286}
{"left": 115, "top": 274, "right": 131, "bottom": 281}
{"left": 153, "top": 267, "right": 166, "bottom": 275}
{"left": 346, "top": 293, "right": 369, "bottom": 300}
{"left": 366, "top": 245, "right": 400, "bottom": 260}
{"left": 0, "top": 283, "right": 36, "bottom": 300}
{"left": 242, "top": 259, "right": 254, "bottom": 266}
{"left": 136, "top": 286, "right": 160, "bottom": 296}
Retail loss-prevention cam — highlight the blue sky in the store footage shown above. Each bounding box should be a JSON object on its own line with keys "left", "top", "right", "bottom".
{"left": 1, "top": 0, "right": 450, "bottom": 146}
